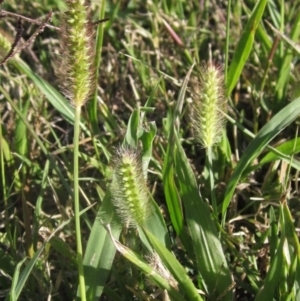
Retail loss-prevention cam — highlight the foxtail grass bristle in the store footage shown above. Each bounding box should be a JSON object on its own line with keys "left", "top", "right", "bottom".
{"left": 191, "top": 62, "right": 227, "bottom": 148}
{"left": 58, "top": 0, "right": 94, "bottom": 107}
{"left": 110, "top": 147, "right": 151, "bottom": 228}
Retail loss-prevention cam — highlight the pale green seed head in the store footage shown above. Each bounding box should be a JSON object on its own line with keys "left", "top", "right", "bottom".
{"left": 58, "top": 0, "right": 94, "bottom": 107}
{"left": 191, "top": 63, "right": 227, "bottom": 148}
{"left": 110, "top": 147, "right": 151, "bottom": 228}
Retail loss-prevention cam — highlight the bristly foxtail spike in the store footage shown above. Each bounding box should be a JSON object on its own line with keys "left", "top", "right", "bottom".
{"left": 191, "top": 62, "right": 227, "bottom": 148}
{"left": 58, "top": 0, "right": 95, "bottom": 108}
{"left": 110, "top": 147, "right": 151, "bottom": 228}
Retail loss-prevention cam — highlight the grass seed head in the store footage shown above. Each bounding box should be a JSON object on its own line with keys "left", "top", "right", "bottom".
{"left": 191, "top": 62, "right": 227, "bottom": 148}
{"left": 110, "top": 147, "right": 151, "bottom": 228}
{"left": 58, "top": 0, "right": 95, "bottom": 107}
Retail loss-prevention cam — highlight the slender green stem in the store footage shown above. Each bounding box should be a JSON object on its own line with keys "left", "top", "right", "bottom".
{"left": 73, "top": 105, "right": 86, "bottom": 301}
{"left": 207, "top": 147, "right": 217, "bottom": 214}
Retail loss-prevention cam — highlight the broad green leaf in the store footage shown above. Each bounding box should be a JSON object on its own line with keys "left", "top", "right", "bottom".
{"left": 175, "top": 136, "right": 233, "bottom": 301}
{"left": 140, "top": 194, "right": 171, "bottom": 250}
{"left": 227, "top": 0, "right": 268, "bottom": 95}
{"left": 222, "top": 96, "right": 300, "bottom": 221}
{"left": 81, "top": 193, "right": 122, "bottom": 300}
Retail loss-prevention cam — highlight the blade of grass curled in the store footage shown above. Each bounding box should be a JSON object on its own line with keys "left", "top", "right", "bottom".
{"left": 226, "top": 0, "right": 268, "bottom": 96}
{"left": 144, "top": 229, "right": 203, "bottom": 301}
{"left": 107, "top": 232, "right": 186, "bottom": 301}
{"left": 174, "top": 134, "right": 233, "bottom": 301}
{"left": 222, "top": 96, "right": 300, "bottom": 222}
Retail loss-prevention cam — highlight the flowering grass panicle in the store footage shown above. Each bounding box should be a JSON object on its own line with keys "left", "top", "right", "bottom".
{"left": 110, "top": 147, "right": 151, "bottom": 228}
{"left": 191, "top": 62, "right": 227, "bottom": 148}
{"left": 59, "top": 0, "right": 94, "bottom": 107}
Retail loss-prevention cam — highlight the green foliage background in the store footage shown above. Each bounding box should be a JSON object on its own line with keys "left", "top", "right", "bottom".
{"left": 1, "top": 0, "right": 300, "bottom": 300}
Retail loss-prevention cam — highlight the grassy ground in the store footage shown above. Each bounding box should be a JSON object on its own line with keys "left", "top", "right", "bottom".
{"left": 1, "top": 0, "right": 300, "bottom": 300}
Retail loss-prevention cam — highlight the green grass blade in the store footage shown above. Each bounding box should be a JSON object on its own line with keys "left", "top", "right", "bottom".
{"left": 82, "top": 193, "right": 122, "bottom": 300}
{"left": 222, "top": 96, "right": 300, "bottom": 220}
{"left": 226, "top": 0, "right": 268, "bottom": 96}
{"left": 140, "top": 194, "right": 171, "bottom": 249}
{"left": 7, "top": 257, "right": 27, "bottom": 301}
{"left": 14, "top": 59, "right": 76, "bottom": 124}
{"left": 162, "top": 64, "right": 194, "bottom": 237}
{"left": 174, "top": 136, "right": 233, "bottom": 301}
{"left": 260, "top": 137, "right": 300, "bottom": 165}
{"left": 13, "top": 58, "right": 112, "bottom": 159}
{"left": 223, "top": 110, "right": 300, "bottom": 173}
